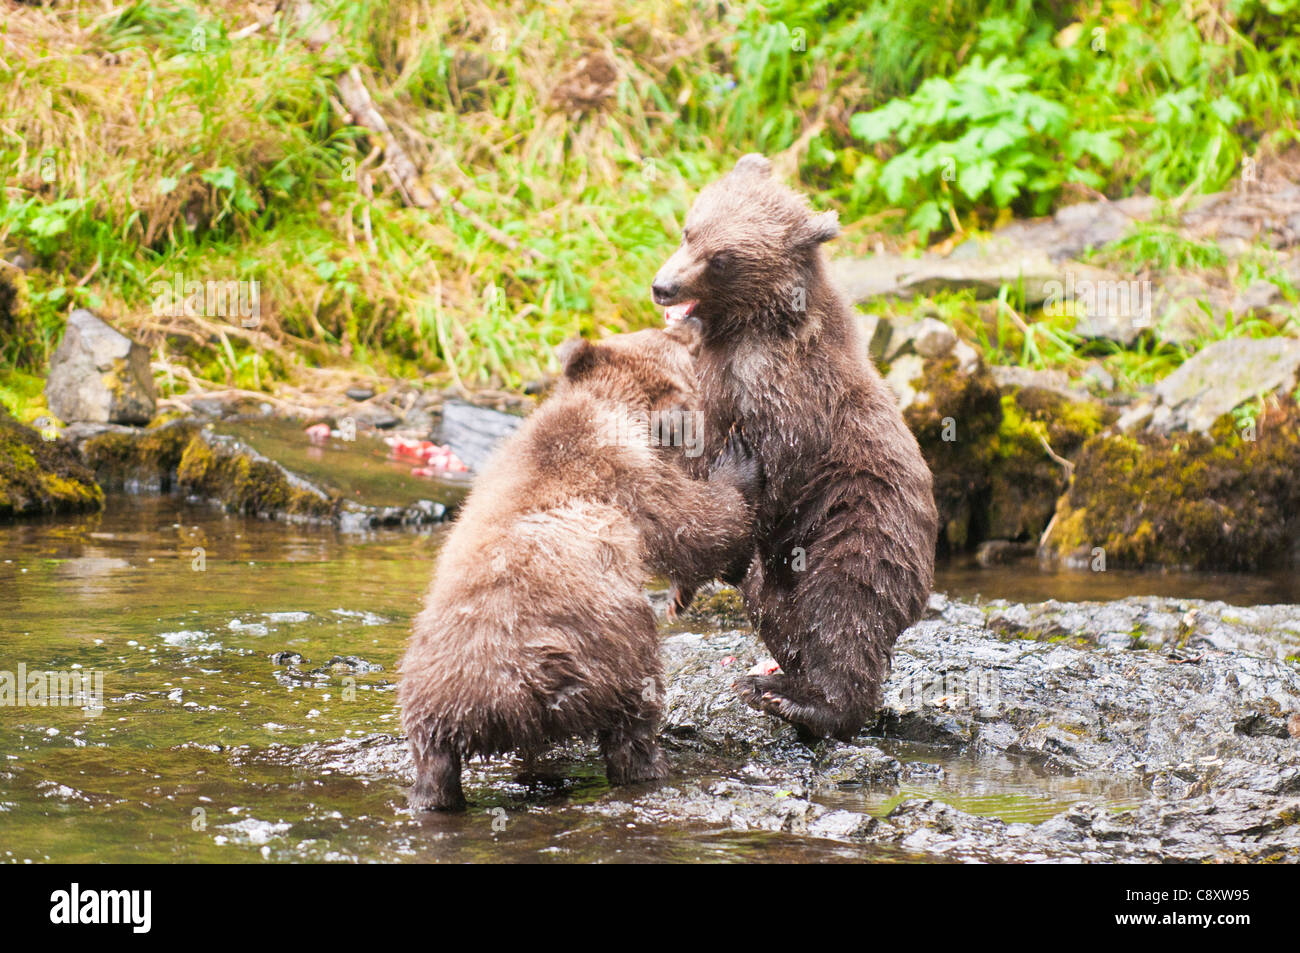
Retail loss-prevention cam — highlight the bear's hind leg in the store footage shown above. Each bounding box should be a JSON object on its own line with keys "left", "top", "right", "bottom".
{"left": 409, "top": 737, "right": 466, "bottom": 811}
{"left": 599, "top": 717, "right": 668, "bottom": 785}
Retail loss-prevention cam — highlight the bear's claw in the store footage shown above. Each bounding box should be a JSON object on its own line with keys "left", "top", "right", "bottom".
{"left": 733, "top": 673, "right": 862, "bottom": 742}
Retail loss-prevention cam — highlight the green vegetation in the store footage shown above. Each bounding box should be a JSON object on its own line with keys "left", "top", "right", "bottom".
{"left": 1088, "top": 223, "right": 1229, "bottom": 273}
{"left": 1, "top": 0, "right": 1298, "bottom": 398}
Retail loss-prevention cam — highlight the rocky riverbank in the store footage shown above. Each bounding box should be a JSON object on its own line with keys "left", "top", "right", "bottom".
{"left": 286, "top": 591, "right": 1300, "bottom": 863}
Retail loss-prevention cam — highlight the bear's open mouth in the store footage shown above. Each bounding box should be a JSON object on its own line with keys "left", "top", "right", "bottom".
{"left": 663, "top": 299, "right": 699, "bottom": 325}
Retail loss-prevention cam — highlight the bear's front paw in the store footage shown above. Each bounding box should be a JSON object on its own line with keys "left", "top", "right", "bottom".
{"left": 733, "top": 673, "right": 785, "bottom": 710}
{"left": 733, "top": 674, "right": 830, "bottom": 739}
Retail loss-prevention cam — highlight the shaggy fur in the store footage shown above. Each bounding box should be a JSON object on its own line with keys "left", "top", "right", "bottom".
{"left": 651, "top": 153, "right": 939, "bottom": 741}
{"left": 398, "top": 327, "right": 759, "bottom": 810}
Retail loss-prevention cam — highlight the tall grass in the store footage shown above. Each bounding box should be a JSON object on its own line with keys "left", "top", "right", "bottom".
{"left": 0, "top": 0, "right": 1296, "bottom": 406}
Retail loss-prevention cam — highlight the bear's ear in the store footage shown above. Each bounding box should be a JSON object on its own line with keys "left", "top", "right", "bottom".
{"left": 557, "top": 337, "right": 604, "bottom": 379}
{"left": 734, "top": 153, "right": 772, "bottom": 179}
{"left": 793, "top": 210, "right": 840, "bottom": 248}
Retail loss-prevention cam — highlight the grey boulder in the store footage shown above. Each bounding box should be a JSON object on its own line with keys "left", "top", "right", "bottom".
{"left": 45, "top": 309, "right": 156, "bottom": 425}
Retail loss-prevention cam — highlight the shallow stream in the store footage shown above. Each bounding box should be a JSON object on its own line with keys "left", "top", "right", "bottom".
{"left": 1, "top": 495, "right": 1290, "bottom": 862}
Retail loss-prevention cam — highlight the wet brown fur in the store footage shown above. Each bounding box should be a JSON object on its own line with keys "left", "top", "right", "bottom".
{"left": 397, "top": 327, "right": 757, "bottom": 810}
{"left": 652, "top": 154, "right": 939, "bottom": 741}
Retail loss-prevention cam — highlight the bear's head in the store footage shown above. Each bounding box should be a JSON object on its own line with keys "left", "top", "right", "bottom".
{"left": 555, "top": 323, "right": 700, "bottom": 413}
{"left": 651, "top": 153, "right": 839, "bottom": 337}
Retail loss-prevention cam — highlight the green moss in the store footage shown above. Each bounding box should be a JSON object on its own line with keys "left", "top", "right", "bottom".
{"left": 689, "top": 586, "right": 747, "bottom": 625}
{"left": 903, "top": 356, "right": 1002, "bottom": 553}
{"left": 0, "top": 366, "right": 47, "bottom": 422}
{"left": 0, "top": 406, "right": 103, "bottom": 520}
{"left": 1044, "top": 400, "right": 1300, "bottom": 570}
{"left": 986, "top": 387, "right": 1116, "bottom": 541}
{"left": 80, "top": 419, "right": 199, "bottom": 490}
{"left": 177, "top": 434, "right": 335, "bottom": 521}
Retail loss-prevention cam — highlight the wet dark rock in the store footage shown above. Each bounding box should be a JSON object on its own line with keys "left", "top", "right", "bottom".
{"left": 811, "top": 746, "right": 902, "bottom": 789}
{"left": 337, "top": 498, "right": 446, "bottom": 532}
{"left": 177, "top": 429, "right": 336, "bottom": 523}
{"left": 892, "top": 354, "right": 1002, "bottom": 553}
{"left": 0, "top": 406, "right": 103, "bottom": 519}
{"left": 438, "top": 399, "right": 522, "bottom": 473}
{"left": 352, "top": 408, "right": 400, "bottom": 430}
{"left": 269, "top": 651, "right": 304, "bottom": 666}
{"left": 345, "top": 387, "right": 376, "bottom": 402}
{"left": 317, "top": 655, "right": 384, "bottom": 675}
{"left": 645, "top": 595, "right": 1300, "bottom": 859}
{"left": 76, "top": 417, "right": 198, "bottom": 493}
{"left": 69, "top": 417, "right": 454, "bottom": 530}
{"left": 864, "top": 788, "right": 1300, "bottom": 862}
{"left": 44, "top": 309, "right": 156, "bottom": 425}
{"left": 975, "top": 540, "right": 1037, "bottom": 566}
{"left": 1043, "top": 400, "right": 1300, "bottom": 571}
{"left": 978, "top": 595, "right": 1300, "bottom": 661}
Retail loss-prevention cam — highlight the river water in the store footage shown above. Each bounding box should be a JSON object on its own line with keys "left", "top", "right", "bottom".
{"left": 2, "top": 494, "right": 1290, "bottom": 863}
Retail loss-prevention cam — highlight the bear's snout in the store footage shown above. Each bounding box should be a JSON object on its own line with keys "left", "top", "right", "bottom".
{"left": 651, "top": 277, "right": 681, "bottom": 304}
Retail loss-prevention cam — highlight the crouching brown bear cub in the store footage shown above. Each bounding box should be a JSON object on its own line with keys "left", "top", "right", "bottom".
{"left": 398, "top": 327, "right": 759, "bottom": 811}
{"left": 652, "top": 154, "right": 939, "bottom": 742}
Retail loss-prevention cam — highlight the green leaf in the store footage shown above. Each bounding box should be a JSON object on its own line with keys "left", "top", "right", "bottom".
{"left": 957, "top": 159, "right": 997, "bottom": 200}
{"left": 28, "top": 213, "right": 68, "bottom": 239}
{"left": 849, "top": 100, "right": 912, "bottom": 143}
{"left": 878, "top": 151, "right": 921, "bottom": 204}
{"left": 991, "top": 167, "right": 1027, "bottom": 207}
{"left": 200, "top": 166, "right": 238, "bottom": 192}
{"left": 907, "top": 200, "right": 943, "bottom": 238}
{"left": 1209, "top": 96, "right": 1243, "bottom": 126}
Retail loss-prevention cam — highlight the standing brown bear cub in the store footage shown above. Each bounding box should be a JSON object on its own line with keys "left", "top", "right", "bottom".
{"left": 398, "top": 327, "right": 758, "bottom": 811}
{"left": 652, "top": 154, "right": 939, "bottom": 741}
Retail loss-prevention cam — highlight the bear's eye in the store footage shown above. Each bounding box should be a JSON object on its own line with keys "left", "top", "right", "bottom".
{"left": 681, "top": 227, "right": 691, "bottom": 244}
{"left": 707, "top": 252, "right": 731, "bottom": 274}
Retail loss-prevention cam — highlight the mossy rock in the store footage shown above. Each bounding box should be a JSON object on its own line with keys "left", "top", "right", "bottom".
{"left": 79, "top": 417, "right": 200, "bottom": 491}
{"left": 1043, "top": 400, "right": 1300, "bottom": 570}
{"left": 0, "top": 407, "right": 103, "bottom": 520}
{"left": 687, "top": 586, "right": 747, "bottom": 626}
{"left": 176, "top": 433, "right": 335, "bottom": 522}
{"left": 902, "top": 355, "right": 1003, "bottom": 553}
{"left": 987, "top": 387, "right": 1116, "bottom": 541}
